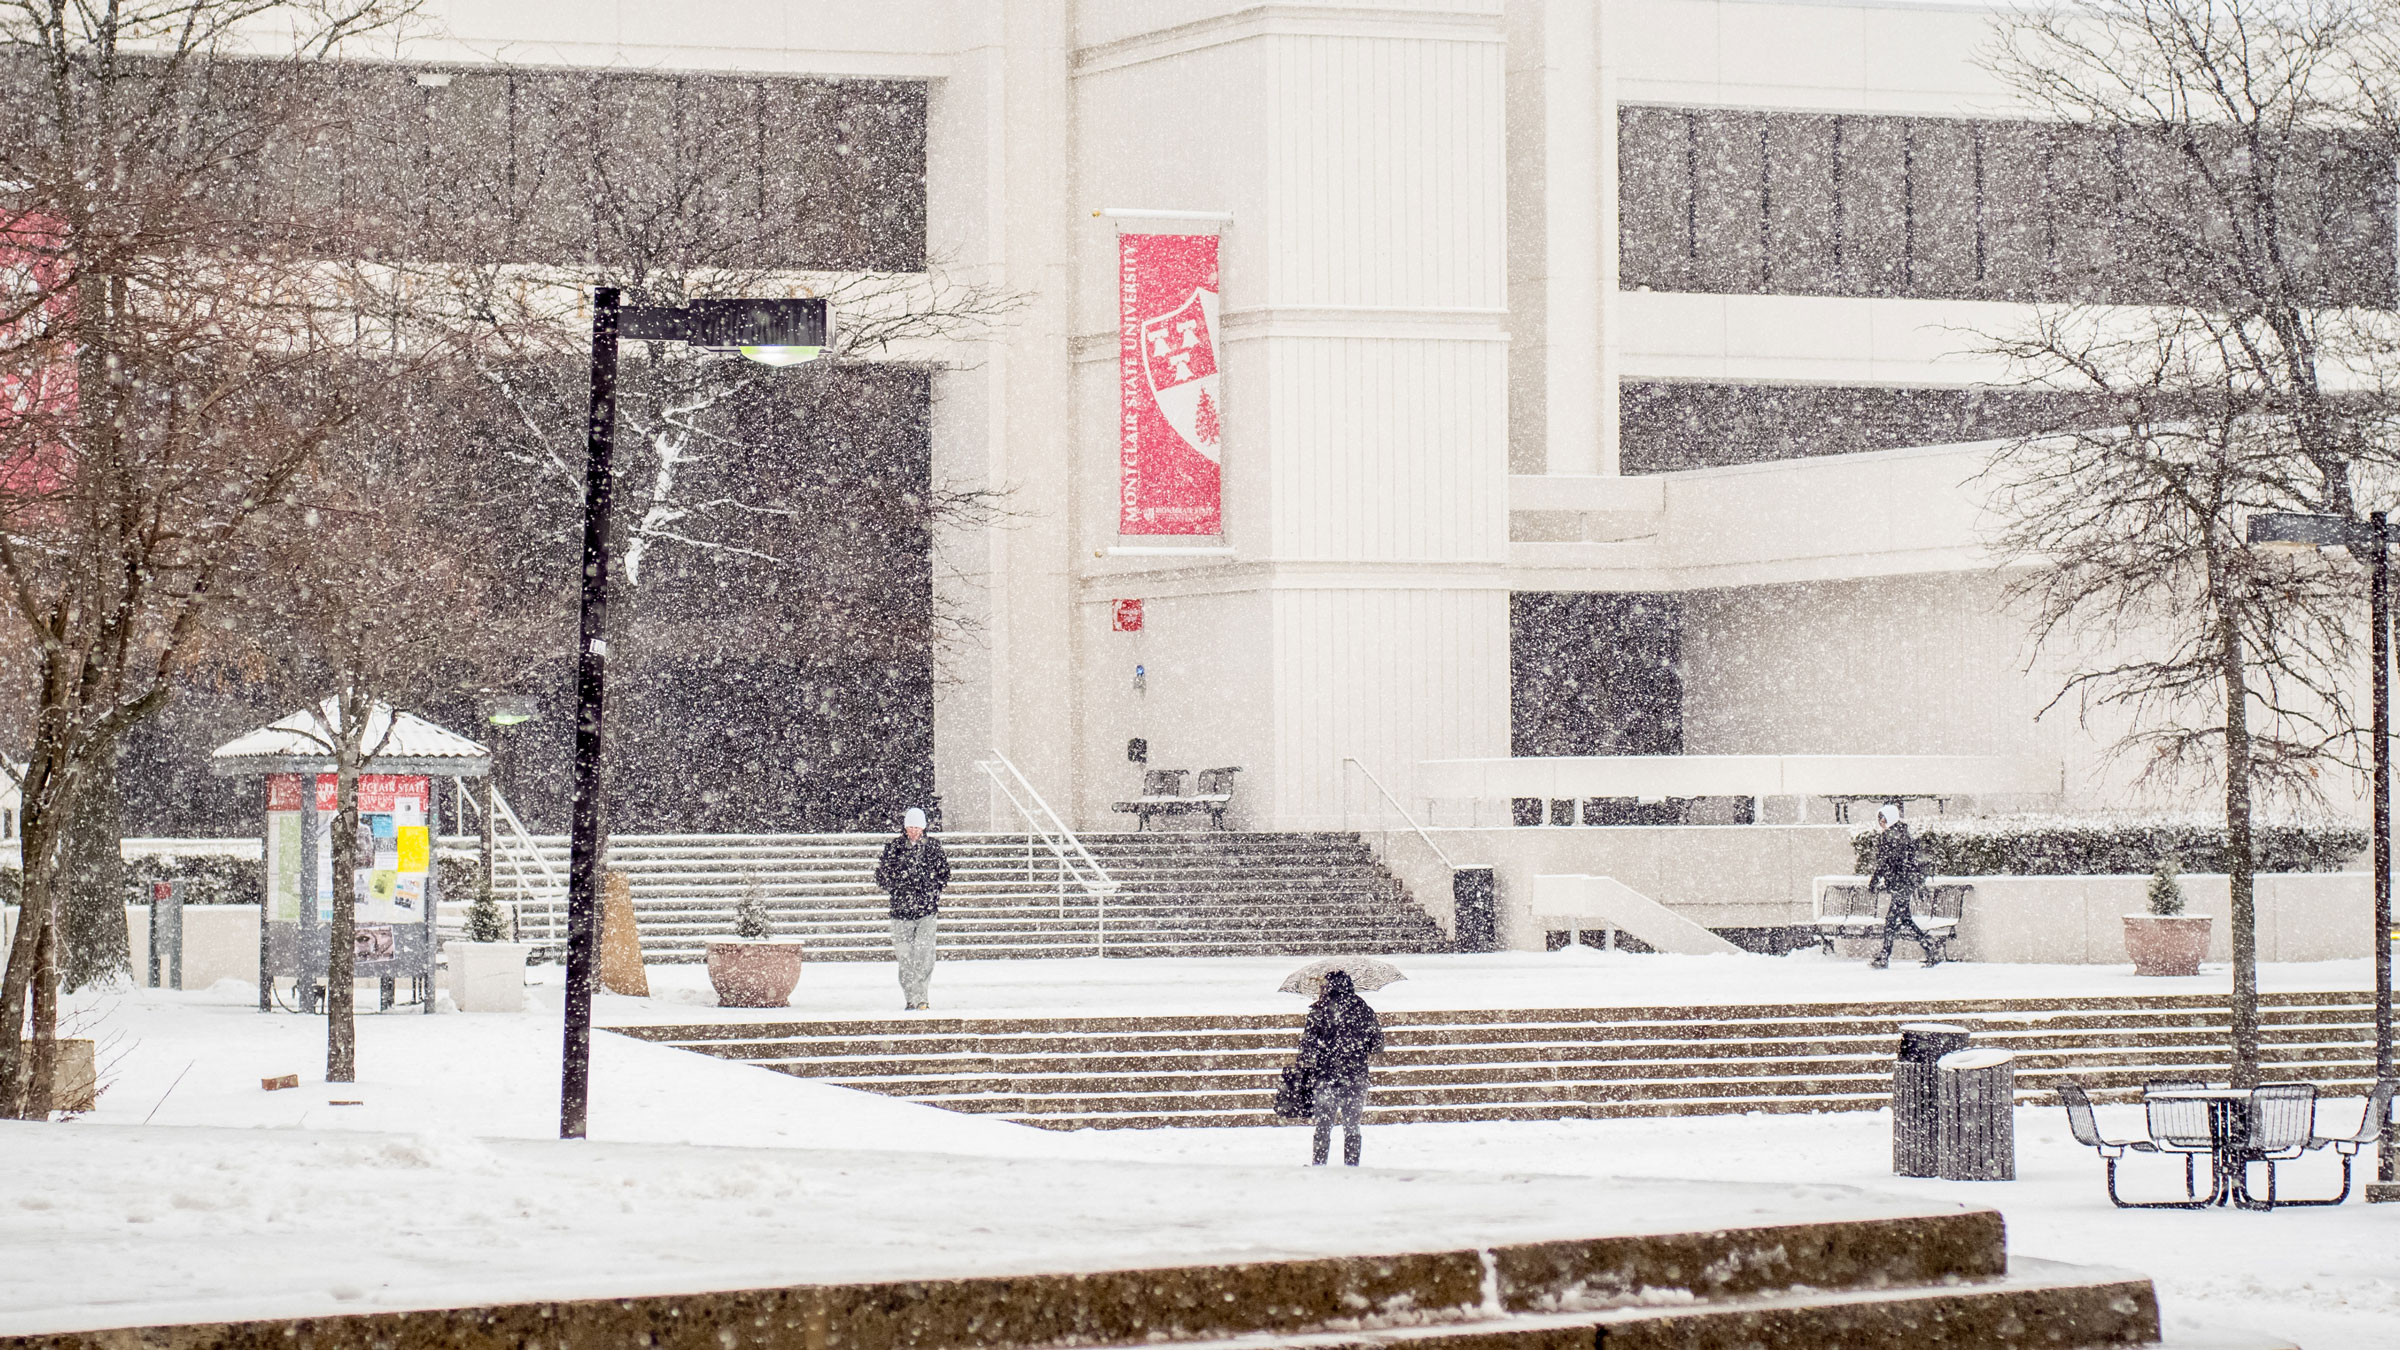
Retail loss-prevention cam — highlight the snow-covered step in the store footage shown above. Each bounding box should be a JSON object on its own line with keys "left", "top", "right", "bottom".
{"left": 489, "top": 829, "right": 1447, "bottom": 961}
{"left": 619, "top": 990, "right": 2377, "bottom": 1128}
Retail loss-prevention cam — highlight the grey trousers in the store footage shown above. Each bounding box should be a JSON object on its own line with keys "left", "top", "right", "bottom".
{"left": 891, "top": 914, "right": 938, "bottom": 1005}
{"left": 1311, "top": 1079, "right": 1365, "bottom": 1166}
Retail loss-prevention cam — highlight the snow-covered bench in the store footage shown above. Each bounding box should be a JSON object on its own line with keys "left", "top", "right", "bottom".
{"left": 1111, "top": 766, "right": 1241, "bottom": 831}
{"left": 1811, "top": 876, "right": 1970, "bottom": 961}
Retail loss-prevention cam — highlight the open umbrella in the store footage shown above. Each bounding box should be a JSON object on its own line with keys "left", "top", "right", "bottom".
{"left": 1279, "top": 957, "right": 1407, "bottom": 996}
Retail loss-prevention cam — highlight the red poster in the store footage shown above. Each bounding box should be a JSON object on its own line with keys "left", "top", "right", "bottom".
{"left": 1119, "top": 232, "right": 1222, "bottom": 536}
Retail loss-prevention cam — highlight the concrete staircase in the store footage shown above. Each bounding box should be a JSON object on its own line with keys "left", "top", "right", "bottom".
{"left": 619, "top": 989, "right": 2376, "bottom": 1130}
{"left": 500, "top": 831, "right": 1451, "bottom": 962}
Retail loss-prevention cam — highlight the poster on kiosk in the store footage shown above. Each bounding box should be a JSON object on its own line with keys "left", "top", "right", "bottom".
{"left": 266, "top": 773, "right": 433, "bottom": 952}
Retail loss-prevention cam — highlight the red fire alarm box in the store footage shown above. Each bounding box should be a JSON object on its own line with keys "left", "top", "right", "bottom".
{"left": 1112, "top": 599, "right": 1144, "bottom": 632}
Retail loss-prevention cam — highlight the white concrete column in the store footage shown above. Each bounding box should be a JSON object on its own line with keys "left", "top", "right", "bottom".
{"left": 1542, "top": 0, "right": 1605, "bottom": 477}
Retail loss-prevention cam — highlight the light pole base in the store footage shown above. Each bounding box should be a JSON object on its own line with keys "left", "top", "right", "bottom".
{"left": 2366, "top": 1182, "right": 2400, "bottom": 1204}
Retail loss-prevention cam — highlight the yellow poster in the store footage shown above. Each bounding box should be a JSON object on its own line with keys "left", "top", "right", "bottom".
{"left": 396, "top": 825, "right": 430, "bottom": 873}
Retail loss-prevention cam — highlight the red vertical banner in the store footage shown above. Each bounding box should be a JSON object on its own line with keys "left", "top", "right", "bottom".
{"left": 1119, "top": 232, "right": 1222, "bottom": 536}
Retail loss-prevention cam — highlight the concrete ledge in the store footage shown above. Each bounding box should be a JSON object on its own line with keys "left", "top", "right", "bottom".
{"left": 1, "top": 1216, "right": 2011, "bottom": 1350}
{"left": 1492, "top": 1211, "right": 2003, "bottom": 1308}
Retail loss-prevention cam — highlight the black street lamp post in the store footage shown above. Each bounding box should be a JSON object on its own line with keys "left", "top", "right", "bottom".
{"left": 560, "top": 288, "right": 828, "bottom": 1141}
{"left": 2249, "top": 509, "right": 2397, "bottom": 1190}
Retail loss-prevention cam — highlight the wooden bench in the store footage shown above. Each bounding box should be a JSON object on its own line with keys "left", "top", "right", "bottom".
{"left": 1111, "top": 766, "right": 1241, "bottom": 830}
{"left": 1812, "top": 877, "right": 1969, "bottom": 962}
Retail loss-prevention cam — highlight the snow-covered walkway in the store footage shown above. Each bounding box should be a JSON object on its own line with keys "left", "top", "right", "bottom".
{"left": 4, "top": 953, "right": 2390, "bottom": 1348}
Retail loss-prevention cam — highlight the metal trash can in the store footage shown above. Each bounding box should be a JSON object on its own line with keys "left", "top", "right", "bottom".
{"left": 1937, "top": 1048, "right": 2017, "bottom": 1181}
{"left": 1892, "top": 1022, "right": 1972, "bottom": 1176}
{"left": 1452, "top": 867, "right": 1497, "bottom": 952}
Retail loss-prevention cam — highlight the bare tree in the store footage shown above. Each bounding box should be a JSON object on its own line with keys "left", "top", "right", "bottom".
{"left": 1986, "top": 312, "right": 2373, "bottom": 1079}
{"left": 1982, "top": 0, "right": 2400, "bottom": 1083}
{"left": 204, "top": 423, "right": 546, "bottom": 1081}
{"left": 414, "top": 71, "right": 1018, "bottom": 653}
{"left": 0, "top": 0, "right": 421, "bottom": 1118}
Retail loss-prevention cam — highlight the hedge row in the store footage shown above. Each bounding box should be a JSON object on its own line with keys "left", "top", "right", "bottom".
{"left": 1850, "top": 822, "right": 2370, "bottom": 876}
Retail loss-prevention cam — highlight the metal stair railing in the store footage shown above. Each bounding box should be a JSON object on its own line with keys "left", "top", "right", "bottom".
{"left": 1341, "top": 756, "right": 1460, "bottom": 869}
{"left": 1340, "top": 756, "right": 1478, "bottom": 941}
{"left": 975, "top": 749, "right": 1119, "bottom": 954}
{"left": 459, "top": 784, "right": 567, "bottom": 946}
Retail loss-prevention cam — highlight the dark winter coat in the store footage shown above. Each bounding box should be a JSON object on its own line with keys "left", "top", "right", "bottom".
{"left": 1868, "top": 822, "right": 1926, "bottom": 896}
{"left": 1297, "top": 973, "right": 1384, "bottom": 1090}
{"left": 875, "top": 835, "right": 952, "bottom": 920}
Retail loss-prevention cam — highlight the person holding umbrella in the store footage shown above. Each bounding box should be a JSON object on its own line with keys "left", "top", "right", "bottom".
{"left": 1296, "top": 968, "right": 1385, "bottom": 1166}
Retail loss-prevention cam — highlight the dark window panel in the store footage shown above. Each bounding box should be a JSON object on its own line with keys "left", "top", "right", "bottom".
{"left": 2042, "top": 123, "right": 2122, "bottom": 301}
{"left": 1511, "top": 593, "right": 1684, "bottom": 758}
{"left": 335, "top": 65, "right": 431, "bottom": 243}
{"left": 1617, "top": 105, "right": 1695, "bottom": 291}
{"left": 2320, "top": 141, "right": 2398, "bottom": 306}
{"left": 1618, "top": 380, "right": 2110, "bottom": 473}
{"left": 1838, "top": 116, "right": 1910, "bottom": 296}
{"left": 1765, "top": 112, "right": 1839, "bottom": 294}
{"left": 423, "top": 72, "right": 520, "bottom": 259}
{"left": 511, "top": 71, "right": 604, "bottom": 264}
{"left": 2110, "top": 127, "right": 2209, "bottom": 303}
{"left": 1977, "top": 120, "right": 2055, "bottom": 301}
{"left": 1618, "top": 104, "right": 2394, "bottom": 306}
{"left": 841, "top": 83, "right": 931, "bottom": 273}
{"left": 1690, "top": 108, "right": 1767, "bottom": 290}
{"left": 1910, "top": 119, "right": 1980, "bottom": 296}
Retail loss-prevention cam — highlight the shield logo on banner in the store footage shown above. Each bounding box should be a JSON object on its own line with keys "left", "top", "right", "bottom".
{"left": 1139, "top": 288, "right": 1222, "bottom": 464}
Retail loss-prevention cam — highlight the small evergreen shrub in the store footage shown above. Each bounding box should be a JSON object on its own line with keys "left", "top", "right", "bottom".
{"left": 465, "top": 882, "right": 510, "bottom": 942}
{"left": 1850, "top": 818, "right": 2367, "bottom": 876}
{"left": 2145, "top": 858, "right": 2186, "bottom": 916}
{"left": 733, "top": 880, "right": 773, "bottom": 940}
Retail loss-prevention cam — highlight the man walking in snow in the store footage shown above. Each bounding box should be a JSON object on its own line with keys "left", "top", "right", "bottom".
{"left": 1867, "top": 802, "right": 1939, "bottom": 969}
{"left": 876, "top": 807, "right": 950, "bottom": 1009}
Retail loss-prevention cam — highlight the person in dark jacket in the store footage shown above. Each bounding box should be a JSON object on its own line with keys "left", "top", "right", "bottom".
{"left": 875, "top": 807, "right": 951, "bottom": 1009}
{"left": 1867, "top": 803, "right": 1939, "bottom": 968}
{"left": 1297, "top": 969, "right": 1384, "bottom": 1165}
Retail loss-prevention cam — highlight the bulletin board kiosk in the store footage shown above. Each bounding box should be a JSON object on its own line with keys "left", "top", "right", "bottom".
{"left": 210, "top": 701, "right": 491, "bottom": 1014}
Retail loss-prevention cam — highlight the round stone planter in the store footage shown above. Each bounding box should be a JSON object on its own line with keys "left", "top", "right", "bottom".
{"left": 2123, "top": 914, "right": 2212, "bottom": 977}
{"left": 705, "top": 939, "right": 806, "bottom": 1008}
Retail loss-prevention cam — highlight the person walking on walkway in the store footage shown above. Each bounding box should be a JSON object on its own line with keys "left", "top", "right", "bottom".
{"left": 1868, "top": 803, "right": 1939, "bottom": 969}
{"left": 876, "top": 807, "right": 950, "bottom": 1009}
{"left": 1299, "top": 969, "right": 1384, "bottom": 1165}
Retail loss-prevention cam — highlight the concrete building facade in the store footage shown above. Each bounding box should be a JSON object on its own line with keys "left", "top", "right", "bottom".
{"left": 403, "top": 0, "right": 2387, "bottom": 847}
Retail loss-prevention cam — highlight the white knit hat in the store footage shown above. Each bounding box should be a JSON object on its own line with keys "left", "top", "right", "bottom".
{"left": 1877, "top": 803, "right": 1901, "bottom": 827}
{"left": 903, "top": 807, "right": 928, "bottom": 829}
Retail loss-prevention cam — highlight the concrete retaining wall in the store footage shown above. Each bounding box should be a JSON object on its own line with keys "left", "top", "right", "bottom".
{"left": 1417, "top": 825, "right": 1858, "bottom": 947}
{"left": 1947, "top": 872, "right": 2372, "bottom": 964}
{"left": 0, "top": 904, "right": 260, "bottom": 989}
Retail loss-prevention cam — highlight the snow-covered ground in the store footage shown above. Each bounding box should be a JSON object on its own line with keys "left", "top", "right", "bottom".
{"left": 5, "top": 952, "right": 2392, "bottom": 1348}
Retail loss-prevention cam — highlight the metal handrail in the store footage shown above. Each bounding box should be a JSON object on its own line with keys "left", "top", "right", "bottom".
{"left": 486, "top": 786, "right": 565, "bottom": 901}
{"left": 458, "top": 784, "right": 566, "bottom": 946}
{"left": 976, "top": 750, "right": 1117, "bottom": 895}
{"left": 1341, "top": 756, "right": 1460, "bottom": 870}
